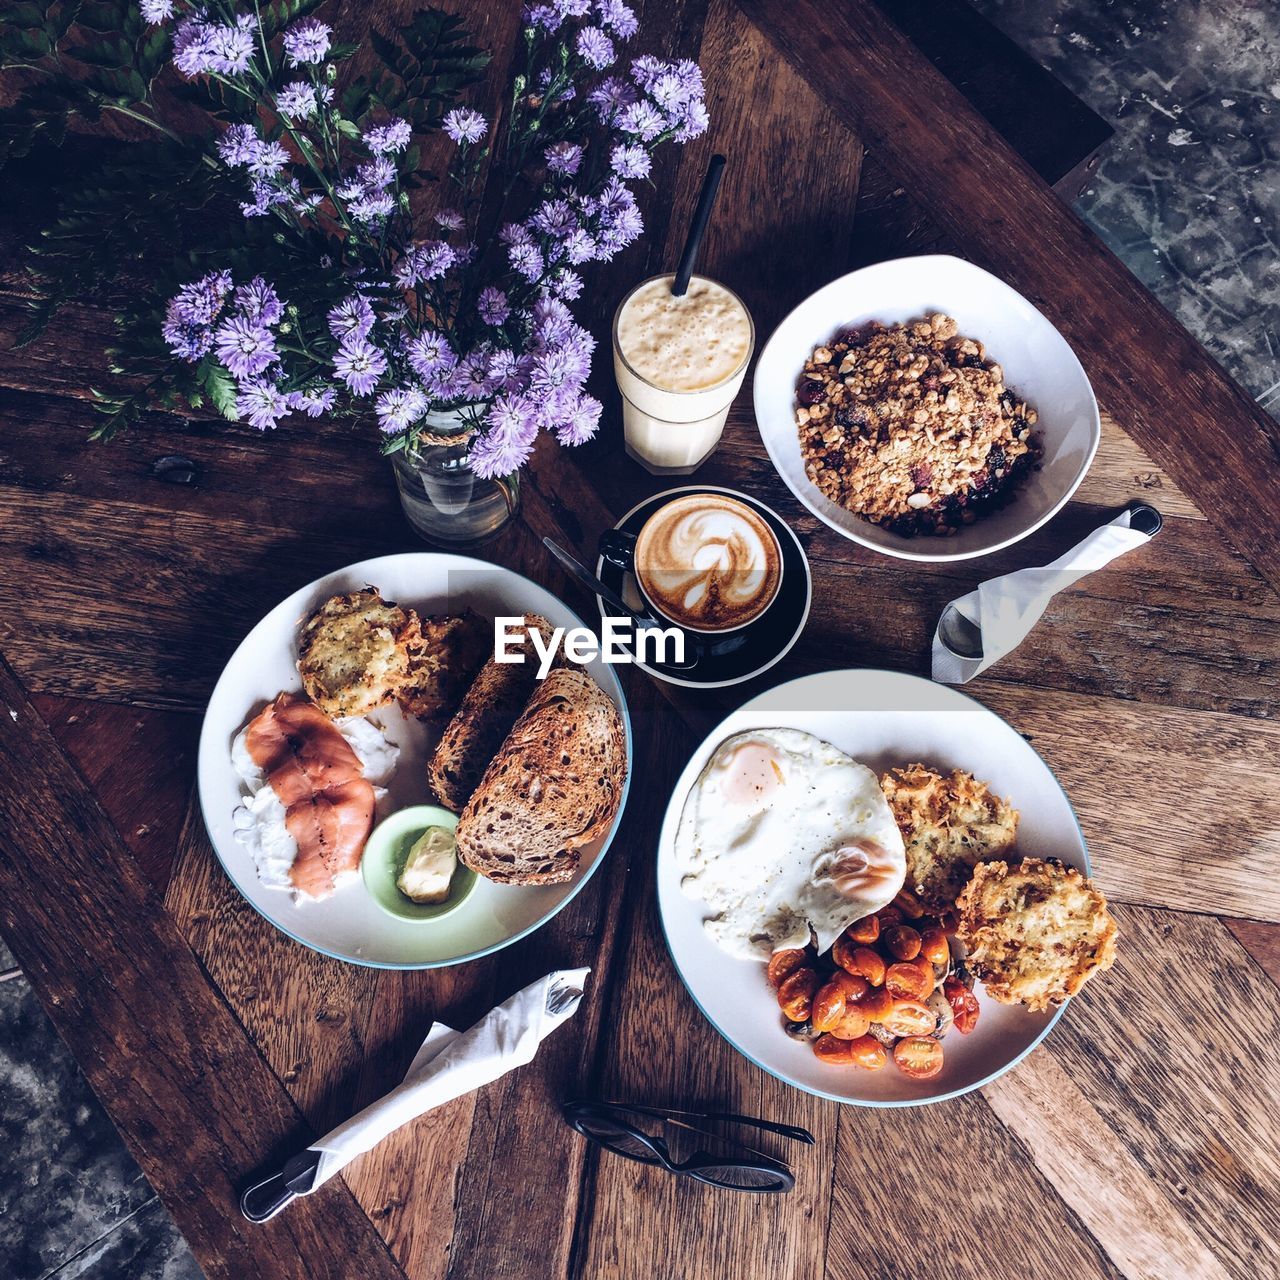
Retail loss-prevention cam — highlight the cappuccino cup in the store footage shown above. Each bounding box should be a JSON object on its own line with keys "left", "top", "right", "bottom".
{"left": 600, "top": 491, "right": 783, "bottom": 635}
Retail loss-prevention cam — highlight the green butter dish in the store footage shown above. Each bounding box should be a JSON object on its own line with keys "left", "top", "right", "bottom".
{"left": 361, "top": 805, "right": 477, "bottom": 923}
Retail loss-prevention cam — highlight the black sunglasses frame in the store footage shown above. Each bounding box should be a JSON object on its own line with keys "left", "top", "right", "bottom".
{"left": 562, "top": 1100, "right": 813, "bottom": 1194}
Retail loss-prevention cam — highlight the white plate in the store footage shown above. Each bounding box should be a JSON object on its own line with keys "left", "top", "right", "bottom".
{"left": 657, "top": 670, "right": 1089, "bottom": 1106}
{"left": 753, "top": 255, "right": 1101, "bottom": 562}
{"left": 197, "top": 553, "right": 632, "bottom": 969}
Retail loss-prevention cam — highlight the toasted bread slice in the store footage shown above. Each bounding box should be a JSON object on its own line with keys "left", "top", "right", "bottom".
{"left": 456, "top": 667, "right": 627, "bottom": 885}
{"left": 879, "top": 763, "right": 1019, "bottom": 911}
{"left": 397, "top": 610, "right": 490, "bottom": 721}
{"left": 426, "top": 614, "right": 557, "bottom": 811}
{"left": 956, "top": 857, "right": 1118, "bottom": 1011}
{"left": 297, "top": 587, "right": 415, "bottom": 719}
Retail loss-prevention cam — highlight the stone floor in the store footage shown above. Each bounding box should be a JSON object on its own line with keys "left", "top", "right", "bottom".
{"left": 3, "top": 3, "right": 1278, "bottom": 1278}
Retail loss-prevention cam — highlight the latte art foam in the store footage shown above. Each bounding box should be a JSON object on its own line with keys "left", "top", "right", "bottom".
{"left": 635, "top": 495, "right": 782, "bottom": 632}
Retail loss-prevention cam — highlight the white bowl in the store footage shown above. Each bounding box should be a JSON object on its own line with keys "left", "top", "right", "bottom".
{"left": 657, "top": 670, "right": 1090, "bottom": 1106}
{"left": 752, "top": 255, "right": 1101, "bottom": 562}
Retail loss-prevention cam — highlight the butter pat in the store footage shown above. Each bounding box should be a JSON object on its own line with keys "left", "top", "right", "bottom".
{"left": 397, "top": 826, "right": 457, "bottom": 904}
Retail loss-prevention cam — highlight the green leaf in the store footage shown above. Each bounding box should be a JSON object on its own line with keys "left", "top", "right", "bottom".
{"left": 198, "top": 357, "right": 240, "bottom": 421}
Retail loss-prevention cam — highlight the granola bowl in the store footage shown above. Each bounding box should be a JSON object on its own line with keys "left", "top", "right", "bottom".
{"left": 753, "top": 255, "right": 1101, "bottom": 561}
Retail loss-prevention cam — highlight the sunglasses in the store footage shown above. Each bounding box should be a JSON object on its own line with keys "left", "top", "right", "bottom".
{"left": 562, "top": 1100, "right": 814, "bottom": 1193}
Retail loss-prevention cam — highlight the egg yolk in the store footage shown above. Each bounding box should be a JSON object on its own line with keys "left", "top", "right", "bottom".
{"left": 719, "top": 740, "right": 785, "bottom": 810}
{"left": 819, "top": 838, "right": 902, "bottom": 901}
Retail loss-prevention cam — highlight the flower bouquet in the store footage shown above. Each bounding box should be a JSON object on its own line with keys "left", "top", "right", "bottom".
{"left": 8, "top": 0, "right": 708, "bottom": 543}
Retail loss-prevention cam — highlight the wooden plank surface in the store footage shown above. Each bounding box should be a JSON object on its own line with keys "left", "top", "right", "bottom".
{"left": 0, "top": 1, "right": 1277, "bottom": 1279}
{"left": 0, "top": 658, "right": 406, "bottom": 1280}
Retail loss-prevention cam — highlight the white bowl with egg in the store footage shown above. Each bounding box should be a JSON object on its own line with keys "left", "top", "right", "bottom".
{"left": 657, "top": 669, "right": 1090, "bottom": 1106}
{"left": 752, "top": 255, "right": 1101, "bottom": 561}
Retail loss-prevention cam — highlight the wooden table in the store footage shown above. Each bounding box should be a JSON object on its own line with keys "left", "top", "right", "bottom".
{"left": 2, "top": 2, "right": 1278, "bottom": 1278}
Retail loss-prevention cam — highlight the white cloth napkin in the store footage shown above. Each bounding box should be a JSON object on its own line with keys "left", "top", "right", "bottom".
{"left": 931, "top": 507, "right": 1158, "bottom": 684}
{"left": 307, "top": 968, "right": 590, "bottom": 1190}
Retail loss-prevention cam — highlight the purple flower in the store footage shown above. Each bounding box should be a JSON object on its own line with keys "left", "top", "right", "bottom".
{"left": 286, "top": 386, "right": 337, "bottom": 418}
{"left": 500, "top": 222, "right": 534, "bottom": 248}
{"left": 576, "top": 26, "right": 615, "bottom": 70}
{"left": 672, "top": 97, "right": 710, "bottom": 142}
{"left": 562, "top": 228, "right": 597, "bottom": 265}
{"left": 544, "top": 142, "right": 583, "bottom": 177}
{"left": 456, "top": 352, "right": 497, "bottom": 398}
{"left": 328, "top": 295, "right": 375, "bottom": 342}
{"left": 162, "top": 312, "right": 213, "bottom": 361}
{"left": 375, "top": 385, "right": 428, "bottom": 433}
{"left": 487, "top": 347, "right": 524, "bottom": 389}
{"left": 277, "top": 82, "right": 319, "bottom": 119}
{"left": 215, "top": 315, "right": 278, "bottom": 380}
{"left": 358, "top": 156, "right": 396, "bottom": 189}
{"left": 233, "top": 277, "right": 283, "bottom": 326}
{"left": 629, "top": 55, "right": 665, "bottom": 92}
{"left": 530, "top": 198, "right": 578, "bottom": 239}
{"left": 597, "top": 0, "right": 638, "bottom": 39}
{"left": 140, "top": 0, "right": 174, "bottom": 24}
{"left": 349, "top": 190, "right": 395, "bottom": 222}
{"left": 610, "top": 143, "right": 650, "bottom": 179}
{"left": 406, "top": 330, "right": 456, "bottom": 378}
{"left": 236, "top": 380, "right": 289, "bottom": 430}
{"left": 172, "top": 17, "right": 218, "bottom": 77}
{"left": 555, "top": 393, "right": 602, "bottom": 445}
{"left": 508, "top": 241, "right": 544, "bottom": 281}
{"left": 478, "top": 287, "right": 510, "bottom": 326}
{"left": 442, "top": 108, "right": 487, "bottom": 145}
{"left": 208, "top": 19, "right": 255, "bottom": 75}
{"left": 529, "top": 344, "right": 587, "bottom": 396}
{"left": 523, "top": 4, "right": 562, "bottom": 32}
{"left": 394, "top": 240, "right": 456, "bottom": 288}
{"left": 435, "top": 208, "right": 465, "bottom": 232}
{"left": 617, "top": 99, "right": 665, "bottom": 141}
{"left": 547, "top": 268, "right": 583, "bottom": 301}
{"left": 248, "top": 140, "right": 290, "bottom": 178}
{"left": 558, "top": 0, "right": 592, "bottom": 16}
{"left": 588, "top": 76, "right": 637, "bottom": 123}
{"left": 470, "top": 394, "right": 539, "bottom": 478}
{"left": 216, "top": 123, "right": 260, "bottom": 167}
{"left": 282, "top": 18, "right": 331, "bottom": 66}
{"left": 363, "top": 118, "right": 412, "bottom": 155}
{"left": 169, "top": 270, "right": 233, "bottom": 326}
{"left": 333, "top": 335, "right": 387, "bottom": 396}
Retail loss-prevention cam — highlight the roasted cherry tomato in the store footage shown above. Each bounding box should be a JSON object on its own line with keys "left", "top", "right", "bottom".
{"left": 938, "top": 909, "right": 960, "bottom": 936}
{"left": 848, "top": 915, "right": 880, "bottom": 944}
{"left": 811, "top": 972, "right": 863, "bottom": 1034}
{"left": 777, "top": 967, "right": 820, "bottom": 1021}
{"left": 846, "top": 1034, "right": 888, "bottom": 1071}
{"left": 944, "top": 977, "right": 980, "bottom": 1034}
{"left": 853, "top": 985, "right": 895, "bottom": 1023}
{"left": 893, "top": 1036, "right": 944, "bottom": 1079}
{"left": 880, "top": 999, "right": 937, "bottom": 1038}
{"left": 885, "top": 959, "right": 934, "bottom": 1002}
{"left": 919, "top": 927, "right": 950, "bottom": 968}
{"left": 833, "top": 937, "right": 887, "bottom": 986}
{"left": 893, "top": 889, "right": 926, "bottom": 919}
{"left": 877, "top": 905, "right": 904, "bottom": 927}
{"left": 828, "top": 1003, "right": 871, "bottom": 1041}
{"left": 767, "top": 948, "right": 810, "bottom": 989}
{"left": 813, "top": 1033, "right": 854, "bottom": 1064}
{"left": 882, "top": 925, "right": 922, "bottom": 961}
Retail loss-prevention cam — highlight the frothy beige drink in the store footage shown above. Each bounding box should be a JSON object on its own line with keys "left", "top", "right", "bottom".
{"left": 634, "top": 493, "right": 781, "bottom": 632}
{"left": 613, "top": 274, "right": 754, "bottom": 475}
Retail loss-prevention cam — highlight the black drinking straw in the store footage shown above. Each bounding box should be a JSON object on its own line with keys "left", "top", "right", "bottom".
{"left": 671, "top": 154, "right": 726, "bottom": 296}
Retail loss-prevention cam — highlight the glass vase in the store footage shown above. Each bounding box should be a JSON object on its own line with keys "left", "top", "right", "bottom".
{"left": 391, "top": 406, "right": 521, "bottom": 547}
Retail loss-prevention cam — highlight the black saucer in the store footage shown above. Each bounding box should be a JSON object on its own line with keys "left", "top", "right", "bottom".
{"left": 594, "top": 486, "right": 812, "bottom": 688}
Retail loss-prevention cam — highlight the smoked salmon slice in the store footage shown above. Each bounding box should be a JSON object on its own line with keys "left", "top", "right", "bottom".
{"left": 245, "top": 692, "right": 375, "bottom": 899}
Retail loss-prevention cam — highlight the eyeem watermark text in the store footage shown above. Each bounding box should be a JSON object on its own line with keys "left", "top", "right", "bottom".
{"left": 494, "top": 616, "right": 685, "bottom": 678}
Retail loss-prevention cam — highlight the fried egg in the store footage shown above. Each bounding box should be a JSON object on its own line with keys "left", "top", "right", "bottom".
{"left": 674, "top": 729, "right": 906, "bottom": 960}
{"left": 230, "top": 710, "right": 400, "bottom": 900}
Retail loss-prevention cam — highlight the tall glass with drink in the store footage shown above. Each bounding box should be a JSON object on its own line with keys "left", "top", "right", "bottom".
{"left": 612, "top": 274, "right": 754, "bottom": 475}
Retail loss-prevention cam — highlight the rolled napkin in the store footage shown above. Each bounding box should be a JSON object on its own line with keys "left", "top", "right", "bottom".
{"left": 241, "top": 968, "right": 589, "bottom": 1221}
{"left": 931, "top": 503, "right": 1162, "bottom": 685}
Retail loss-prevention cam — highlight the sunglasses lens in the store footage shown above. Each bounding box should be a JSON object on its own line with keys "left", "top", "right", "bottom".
{"left": 572, "top": 1114, "right": 661, "bottom": 1164}
{"left": 693, "top": 1162, "right": 793, "bottom": 1193}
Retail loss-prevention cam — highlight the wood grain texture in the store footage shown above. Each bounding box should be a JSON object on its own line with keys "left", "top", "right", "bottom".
{"left": 737, "top": 0, "right": 1280, "bottom": 594}
{"left": 0, "top": 658, "right": 405, "bottom": 1280}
